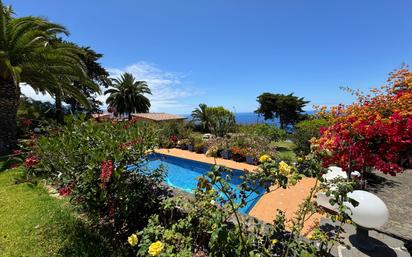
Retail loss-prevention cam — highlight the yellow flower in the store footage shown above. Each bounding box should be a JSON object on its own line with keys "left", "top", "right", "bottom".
{"left": 271, "top": 239, "right": 278, "bottom": 244}
{"left": 278, "top": 161, "right": 292, "bottom": 176}
{"left": 259, "top": 154, "right": 272, "bottom": 163}
{"left": 148, "top": 241, "right": 164, "bottom": 256}
{"left": 297, "top": 157, "right": 303, "bottom": 162}
{"left": 211, "top": 224, "right": 217, "bottom": 230}
{"left": 127, "top": 234, "right": 138, "bottom": 247}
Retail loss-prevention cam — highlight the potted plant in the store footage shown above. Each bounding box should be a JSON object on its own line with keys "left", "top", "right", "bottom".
{"left": 220, "top": 148, "right": 231, "bottom": 159}
{"left": 202, "top": 145, "right": 208, "bottom": 154}
{"left": 177, "top": 138, "right": 190, "bottom": 150}
{"left": 195, "top": 141, "right": 205, "bottom": 154}
{"left": 230, "top": 146, "right": 246, "bottom": 162}
{"left": 187, "top": 136, "right": 196, "bottom": 151}
{"left": 245, "top": 147, "right": 259, "bottom": 165}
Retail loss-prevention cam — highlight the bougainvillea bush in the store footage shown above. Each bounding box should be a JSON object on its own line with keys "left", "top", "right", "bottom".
{"left": 315, "top": 67, "right": 412, "bottom": 175}
{"left": 33, "top": 116, "right": 169, "bottom": 248}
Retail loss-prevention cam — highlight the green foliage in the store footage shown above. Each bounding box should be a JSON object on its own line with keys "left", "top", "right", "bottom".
{"left": 134, "top": 161, "right": 321, "bottom": 256}
{"left": 104, "top": 72, "right": 151, "bottom": 119}
{"left": 207, "top": 106, "right": 236, "bottom": 137}
{"left": 64, "top": 46, "right": 110, "bottom": 113}
{"left": 237, "top": 123, "right": 287, "bottom": 141}
{"left": 156, "top": 121, "right": 192, "bottom": 148}
{"left": 18, "top": 96, "right": 57, "bottom": 120}
{"left": 275, "top": 150, "right": 297, "bottom": 163}
{"left": 191, "top": 103, "right": 211, "bottom": 132}
{"left": 256, "top": 93, "right": 308, "bottom": 129}
{"left": 35, "top": 116, "right": 167, "bottom": 240}
{"left": 271, "top": 140, "right": 296, "bottom": 151}
{"left": 0, "top": 2, "right": 96, "bottom": 154}
{"left": 293, "top": 118, "right": 328, "bottom": 155}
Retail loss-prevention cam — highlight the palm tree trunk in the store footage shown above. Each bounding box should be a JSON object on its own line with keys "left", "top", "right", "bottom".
{"left": 55, "top": 89, "right": 64, "bottom": 124}
{"left": 0, "top": 79, "right": 20, "bottom": 155}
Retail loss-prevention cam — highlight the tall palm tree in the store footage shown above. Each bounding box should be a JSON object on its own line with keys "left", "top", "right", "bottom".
{"left": 191, "top": 103, "right": 210, "bottom": 131}
{"left": 46, "top": 41, "right": 100, "bottom": 123}
{"left": 104, "top": 73, "right": 151, "bottom": 120}
{"left": 0, "top": 2, "right": 95, "bottom": 154}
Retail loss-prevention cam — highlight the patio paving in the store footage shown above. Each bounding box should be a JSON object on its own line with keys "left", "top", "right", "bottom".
{"left": 322, "top": 218, "right": 411, "bottom": 257}
{"left": 366, "top": 169, "right": 412, "bottom": 241}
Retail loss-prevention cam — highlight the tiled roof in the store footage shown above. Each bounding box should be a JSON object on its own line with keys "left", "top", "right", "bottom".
{"left": 132, "top": 113, "right": 186, "bottom": 121}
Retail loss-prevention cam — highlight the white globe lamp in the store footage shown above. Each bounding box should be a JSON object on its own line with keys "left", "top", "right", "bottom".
{"left": 345, "top": 190, "right": 389, "bottom": 250}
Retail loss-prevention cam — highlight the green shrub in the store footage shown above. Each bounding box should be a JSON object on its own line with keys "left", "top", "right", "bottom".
{"left": 238, "top": 123, "right": 287, "bottom": 141}
{"left": 35, "top": 116, "right": 168, "bottom": 241}
{"left": 275, "top": 150, "right": 297, "bottom": 163}
{"left": 293, "top": 118, "right": 328, "bottom": 155}
{"left": 207, "top": 107, "right": 236, "bottom": 137}
{"left": 156, "top": 121, "right": 192, "bottom": 148}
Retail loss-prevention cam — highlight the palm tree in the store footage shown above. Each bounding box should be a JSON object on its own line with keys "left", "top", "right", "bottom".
{"left": 47, "top": 41, "right": 100, "bottom": 123}
{"left": 191, "top": 103, "right": 210, "bottom": 131}
{"left": 104, "top": 73, "right": 151, "bottom": 120}
{"left": 0, "top": 2, "right": 94, "bottom": 154}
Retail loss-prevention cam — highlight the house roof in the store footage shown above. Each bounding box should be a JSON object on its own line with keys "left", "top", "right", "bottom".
{"left": 132, "top": 113, "right": 186, "bottom": 121}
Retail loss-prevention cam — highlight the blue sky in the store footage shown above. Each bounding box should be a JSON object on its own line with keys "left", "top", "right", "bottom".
{"left": 10, "top": 0, "right": 412, "bottom": 114}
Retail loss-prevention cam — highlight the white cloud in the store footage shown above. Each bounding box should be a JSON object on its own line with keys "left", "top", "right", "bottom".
{"left": 20, "top": 61, "right": 201, "bottom": 113}
{"left": 103, "top": 61, "right": 200, "bottom": 112}
{"left": 20, "top": 84, "right": 55, "bottom": 103}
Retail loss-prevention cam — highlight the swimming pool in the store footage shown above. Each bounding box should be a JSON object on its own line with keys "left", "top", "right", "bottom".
{"left": 138, "top": 153, "right": 264, "bottom": 214}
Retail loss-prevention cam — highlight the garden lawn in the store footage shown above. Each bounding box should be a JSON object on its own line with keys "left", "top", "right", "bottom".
{"left": 0, "top": 168, "right": 109, "bottom": 257}
{"left": 272, "top": 140, "right": 297, "bottom": 162}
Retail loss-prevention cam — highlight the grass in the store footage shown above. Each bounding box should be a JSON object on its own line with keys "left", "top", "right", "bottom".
{"left": 0, "top": 168, "right": 110, "bottom": 257}
{"left": 271, "top": 140, "right": 296, "bottom": 151}
{"left": 271, "top": 140, "right": 297, "bottom": 163}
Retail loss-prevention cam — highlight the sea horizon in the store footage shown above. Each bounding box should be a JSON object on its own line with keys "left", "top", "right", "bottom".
{"left": 183, "top": 111, "right": 315, "bottom": 125}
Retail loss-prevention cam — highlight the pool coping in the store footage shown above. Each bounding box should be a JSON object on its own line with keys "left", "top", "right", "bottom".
{"left": 155, "top": 148, "right": 259, "bottom": 172}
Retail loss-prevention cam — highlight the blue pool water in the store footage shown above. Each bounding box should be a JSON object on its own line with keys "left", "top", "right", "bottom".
{"left": 139, "top": 153, "right": 264, "bottom": 214}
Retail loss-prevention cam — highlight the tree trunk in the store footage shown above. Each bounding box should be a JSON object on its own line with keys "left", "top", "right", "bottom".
{"left": 55, "top": 89, "right": 64, "bottom": 124}
{"left": 0, "top": 79, "right": 20, "bottom": 155}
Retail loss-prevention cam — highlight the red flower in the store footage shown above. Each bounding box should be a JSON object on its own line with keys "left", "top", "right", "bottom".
{"left": 58, "top": 186, "right": 72, "bottom": 196}
{"left": 170, "top": 135, "right": 178, "bottom": 143}
{"left": 118, "top": 137, "right": 143, "bottom": 150}
{"left": 107, "top": 200, "right": 116, "bottom": 219}
{"left": 25, "top": 156, "right": 38, "bottom": 168}
{"left": 22, "top": 119, "right": 32, "bottom": 126}
{"left": 12, "top": 150, "right": 22, "bottom": 156}
{"left": 100, "top": 160, "right": 113, "bottom": 183}
{"left": 10, "top": 163, "right": 18, "bottom": 169}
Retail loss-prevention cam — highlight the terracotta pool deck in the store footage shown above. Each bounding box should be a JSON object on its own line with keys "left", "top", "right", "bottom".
{"left": 156, "top": 148, "right": 322, "bottom": 235}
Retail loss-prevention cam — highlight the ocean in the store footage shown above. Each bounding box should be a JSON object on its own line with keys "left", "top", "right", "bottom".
{"left": 184, "top": 111, "right": 315, "bottom": 125}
